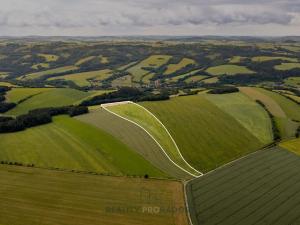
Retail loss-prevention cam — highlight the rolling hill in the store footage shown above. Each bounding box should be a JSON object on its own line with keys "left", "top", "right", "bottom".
{"left": 0, "top": 116, "right": 165, "bottom": 177}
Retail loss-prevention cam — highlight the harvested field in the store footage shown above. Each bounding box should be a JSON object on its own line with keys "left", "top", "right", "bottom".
{"left": 0, "top": 165, "right": 188, "bottom": 225}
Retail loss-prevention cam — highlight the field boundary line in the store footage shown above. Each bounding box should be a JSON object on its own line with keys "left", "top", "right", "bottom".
{"left": 183, "top": 181, "right": 196, "bottom": 225}
{"left": 187, "top": 142, "right": 276, "bottom": 183}
{"left": 131, "top": 102, "right": 203, "bottom": 176}
{"left": 101, "top": 103, "right": 201, "bottom": 178}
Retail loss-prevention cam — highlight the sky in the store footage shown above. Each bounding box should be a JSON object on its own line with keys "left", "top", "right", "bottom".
{"left": 0, "top": 0, "right": 299, "bottom": 36}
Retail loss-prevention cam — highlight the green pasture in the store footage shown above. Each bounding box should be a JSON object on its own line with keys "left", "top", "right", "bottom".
{"left": 107, "top": 102, "right": 200, "bottom": 176}
{"left": 205, "top": 92, "right": 273, "bottom": 144}
{"left": 0, "top": 116, "right": 165, "bottom": 177}
{"left": 141, "top": 95, "right": 264, "bottom": 172}
{"left": 77, "top": 108, "right": 191, "bottom": 179}
{"left": 206, "top": 65, "right": 255, "bottom": 76}
{"left": 7, "top": 88, "right": 91, "bottom": 116}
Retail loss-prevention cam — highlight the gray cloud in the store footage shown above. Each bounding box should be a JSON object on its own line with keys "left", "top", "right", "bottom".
{"left": 0, "top": 0, "right": 299, "bottom": 36}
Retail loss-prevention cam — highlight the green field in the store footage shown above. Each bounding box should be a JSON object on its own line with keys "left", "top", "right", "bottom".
{"left": 184, "top": 75, "right": 208, "bottom": 83}
{"left": 38, "top": 53, "right": 59, "bottom": 62}
{"left": 107, "top": 103, "right": 200, "bottom": 176}
{"left": 99, "top": 55, "right": 109, "bottom": 64}
{"left": 20, "top": 66, "right": 78, "bottom": 80}
{"left": 31, "top": 63, "right": 50, "bottom": 69}
{"left": 142, "top": 73, "right": 155, "bottom": 84}
{"left": 167, "top": 69, "right": 202, "bottom": 83}
{"left": 186, "top": 147, "right": 300, "bottom": 225}
{"left": 7, "top": 88, "right": 91, "bottom": 116}
{"left": 285, "top": 94, "right": 300, "bottom": 103}
{"left": 240, "top": 87, "right": 300, "bottom": 138}
{"left": 117, "top": 61, "right": 137, "bottom": 71}
{"left": 275, "top": 63, "right": 300, "bottom": 70}
{"left": 205, "top": 92, "right": 273, "bottom": 144}
{"left": 284, "top": 77, "right": 300, "bottom": 88}
{"left": 141, "top": 95, "right": 265, "bottom": 172}
{"left": 206, "top": 65, "right": 255, "bottom": 76}
{"left": 112, "top": 75, "right": 132, "bottom": 87}
{"left": 0, "top": 82, "right": 18, "bottom": 87}
{"left": 0, "top": 72, "right": 9, "bottom": 78}
{"left": 75, "top": 56, "right": 96, "bottom": 66}
{"left": 275, "top": 117, "right": 299, "bottom": 138}
{"left": 201, "top": 77, "right": 219, "bottom": 84}
{"left": 239, "top": 87, "right": 286, "bottom": 118}
{"left": 0, "top": 116, "right": 165, "bottom": 177}
{"left": 127, "top": 55, "right": 172, "bottom": 82}
{"left": 164, "top": 58, "right": 195, "bottom": 75}
{"left": 229, "top": 56, "right": 245, "bottom": 63}
{"left": 252, "top": 56, "right": 298, "bottom": 62}
{"left": 48, "top": 69, "right": 112, "bottom": 87}
{"left": 279, "top": 138, "right": 300, "bottom": 155}
{"left": 257, "top": 88, "right": 300, "bottom": 121}
{"left": 5, "top": 88, "right": 53, "bottom": 103}
{"left": 77, "top": 108, "right": 191, "bottom": 179}
{"left": 0, "top": 165, "right": 188, "bottom": 225}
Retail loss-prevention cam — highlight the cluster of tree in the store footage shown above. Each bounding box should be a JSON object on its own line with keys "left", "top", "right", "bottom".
{"left": 80, "top": 87, "right": 170, "bottom": 106}
{"left": 178, "top": 89, "right": 200, "bottom": 96}
{"left": 0, "top": 160, "right": 35, "bottom": 167}
{"left": 256, "top": 100, "right": 281, "bottom": 141}
{"left": 0, "top": 86, "right": 10, "bottom": 94}
{"left": 100, "top": 71, "right": 131, "bottom": 89}
{"left": 0, "top": 116, "right": 13, "bottom": 123}
{"left": 296, "top": 126, "right": 300, "bottom": 138}
{"left": 0, "top": 86, "right": 17, "bottom": 113}
{"left": 0, "top": 102, "right": 16, "bottom": 113}
{"left": 208, "top": 87, "right": 239, "bottom": 94}
{"left": 0, "top": 105, "right": 88, "bottom": 133}
{"left": 219, "top": 66, "right": 300, "bottom": 86}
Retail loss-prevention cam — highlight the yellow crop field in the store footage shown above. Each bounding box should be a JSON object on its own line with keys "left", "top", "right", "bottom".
{"left": 127, "top": 55, "right": 172, "bottom": 82}
{"left": 20, "top": 66, "right": 79, "bottom": 80}
{"left": 49, "top": 69, "right": 112, "bottom": 87}
{"left": 37, "top": 53, "right": 59, "bottom": 62}
{"left": 252, "top": 56, "right": 298, "bottom": 62}
{"left": 275, "top": 63, "right": 300, "bottom": 70}
{"left": 164, "top": 58, "right": 195, "bottom": 75}
{"left": 75, "top": 56, "right": 96, "bottom": 65}
{"left": 31, "top": 63, "right": 50, "bottom": 69}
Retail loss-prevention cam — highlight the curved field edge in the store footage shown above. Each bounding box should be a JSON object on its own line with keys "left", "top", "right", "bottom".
{"left": 6, "top": 88, "right": 92, "bottom": 116}
{"left": 76, "top": 108, "right": 192, "bottom": 180}
{"left": 141, "top": 95, "right": 265, "bottom": 173}
{"left": 0, "top": 165, "right": 189, "bottom": 225}
{"left": 0, "top": 115, "right": 166, "bottom": 178}
{"left": 204, "top": 92, "right": 274, "bottom": 144}
{"left": 240, "top": 87, "right": 300, "bottom": 138}
{"left": 105, "top": 102, "right": 201, "bottom": 177}
{"left": 186, "top": 147, "right": 300, "bottom": 225}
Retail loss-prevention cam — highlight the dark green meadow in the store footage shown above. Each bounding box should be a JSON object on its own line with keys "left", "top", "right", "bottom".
{"left": 187, "top": 147, "right": 300, "bottom": 225}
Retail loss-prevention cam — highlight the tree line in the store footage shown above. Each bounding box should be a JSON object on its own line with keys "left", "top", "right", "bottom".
{"left": 0, "top": 86, "right": 17, "bottom": 113}
{"left": 80, "top": 87, "right": 170, "bottom": 106}
{"left": 0, "top": 105, "right": 88, "bottom": 133}
{"left": 256, "top": 100, "right": 281, "bottom": 141}
{"left": 207, "top": 87, "right": 239, "bottom": 94}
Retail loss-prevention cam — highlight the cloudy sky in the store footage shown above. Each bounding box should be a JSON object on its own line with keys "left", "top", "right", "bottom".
{"left": 0, "top": 0, "right": 299, "bottom": 36}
